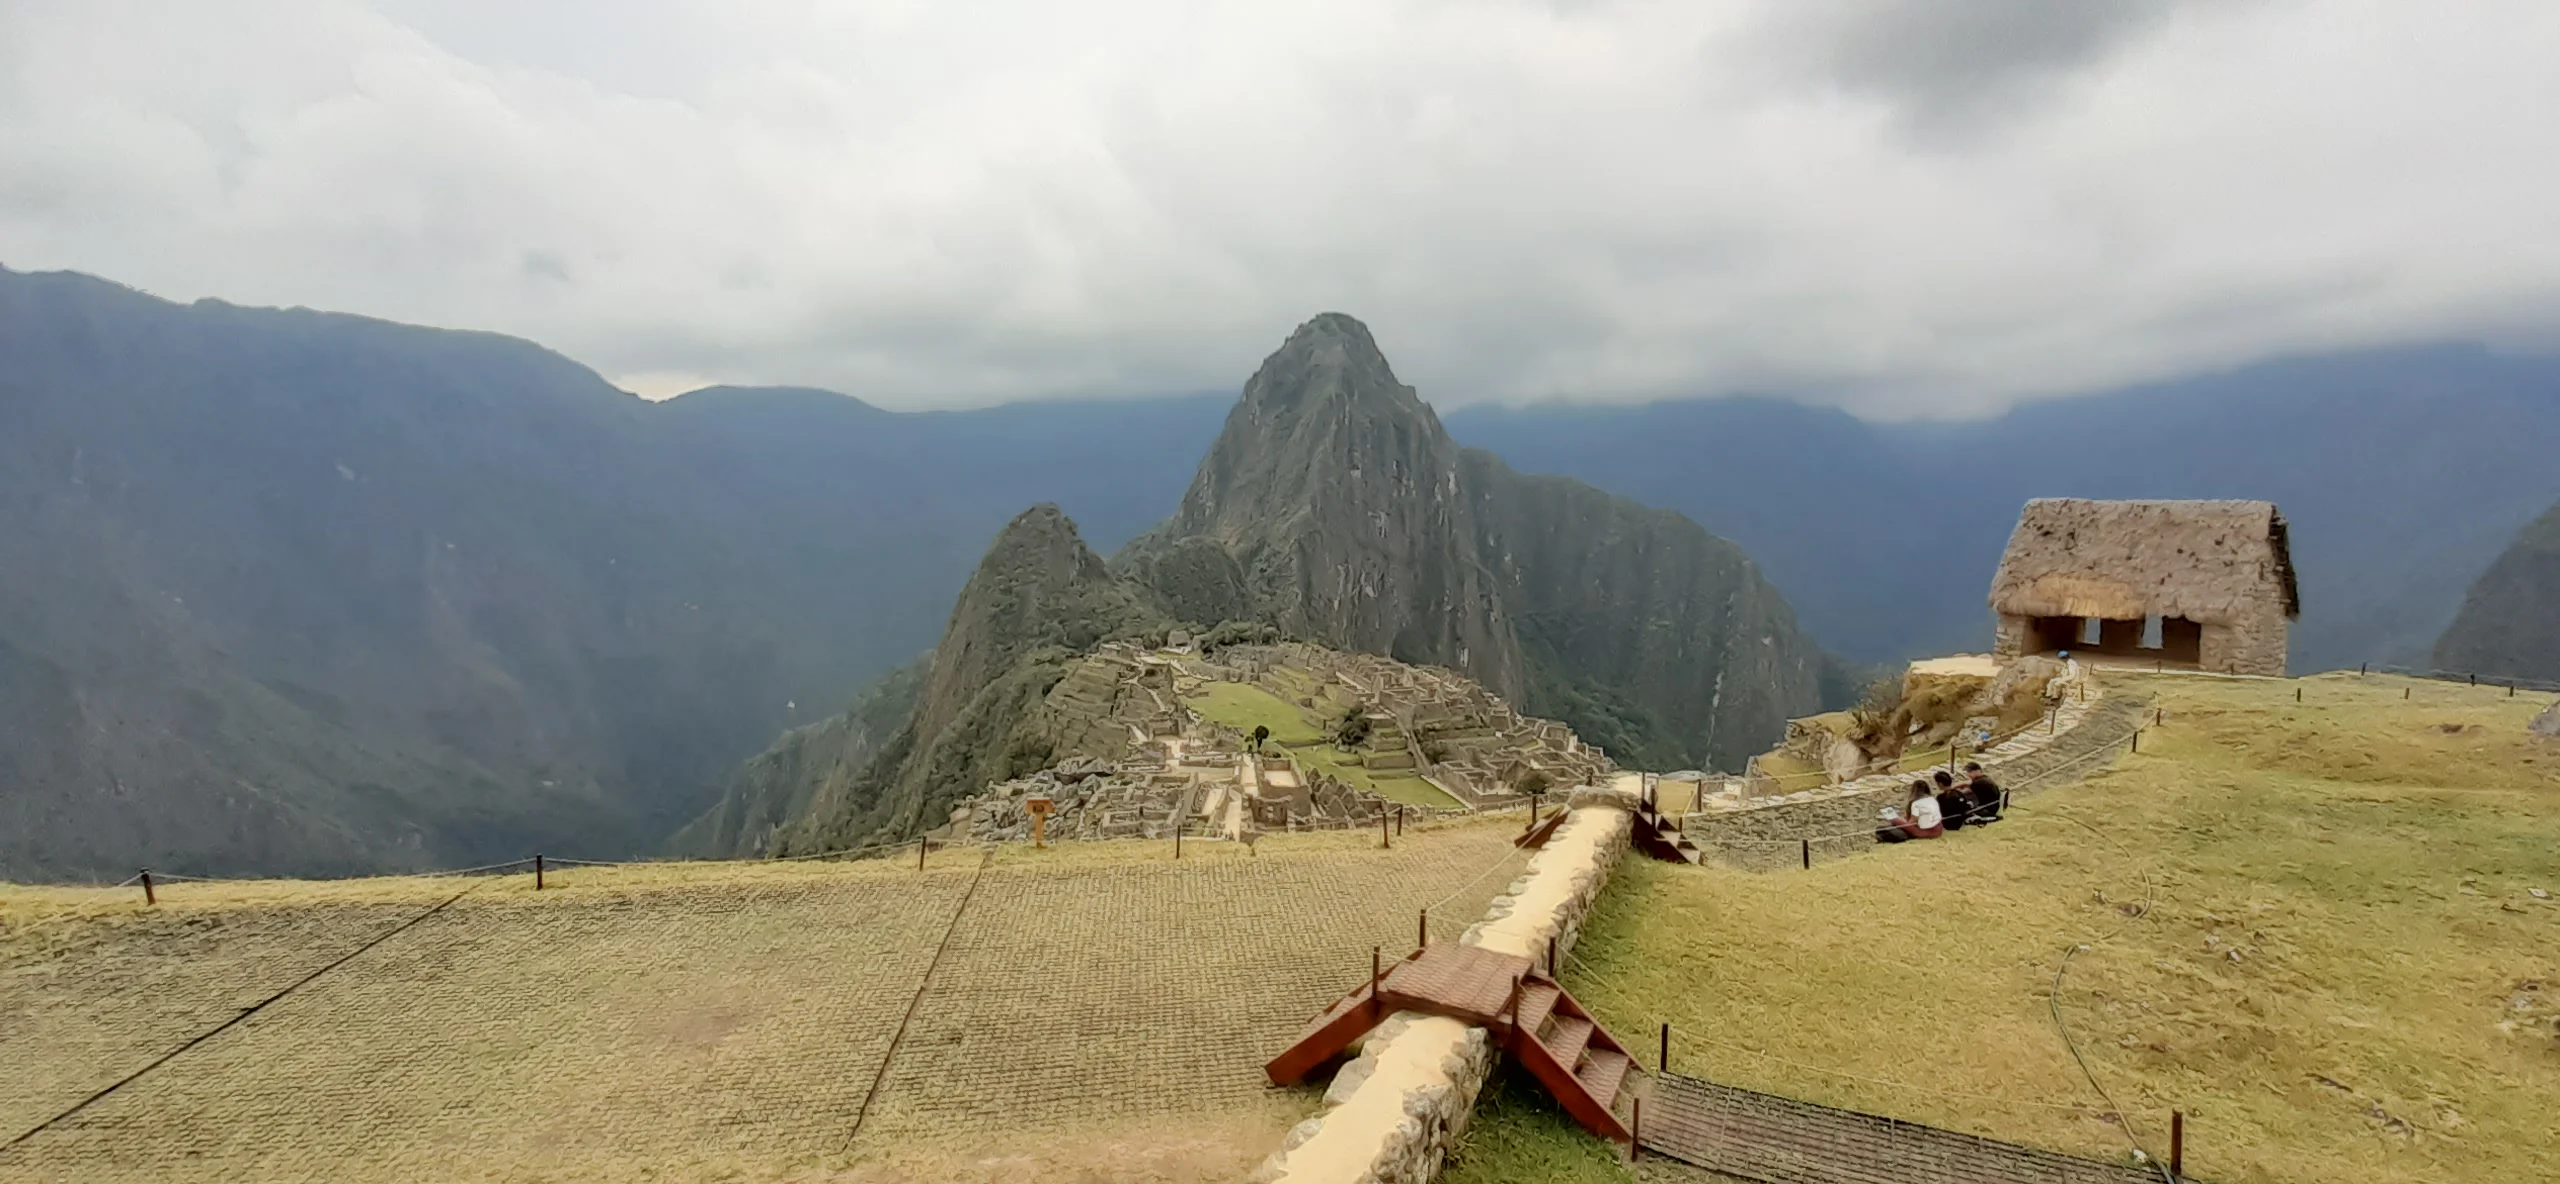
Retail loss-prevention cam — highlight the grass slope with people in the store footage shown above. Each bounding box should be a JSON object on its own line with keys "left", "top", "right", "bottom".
{"left": 1451, "top": 671, "right": 2560, "bottom": 1184}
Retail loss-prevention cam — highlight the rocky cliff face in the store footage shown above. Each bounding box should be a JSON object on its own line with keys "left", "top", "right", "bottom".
{"left": 1132, "top": 313, "right": 1525, "bottom": 700}
{"left": 1124, "top": 314, "right": 1829, "bottom": 772}
{"left": 2435, "top": 498, "right": 2560, "bottom": 682}
{"left": 689, "top": 506, "right": 1161, "bottom": 856}
{"left": 1459, "top": 452, "right": 1830, "bottom": 771}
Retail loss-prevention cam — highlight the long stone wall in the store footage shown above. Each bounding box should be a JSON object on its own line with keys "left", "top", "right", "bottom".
{"left": 1681, "top": 688, "right": 2148, "bottom": 871}
{"left": 1255, "top": 792, "right": 1636, "bottom": 1184}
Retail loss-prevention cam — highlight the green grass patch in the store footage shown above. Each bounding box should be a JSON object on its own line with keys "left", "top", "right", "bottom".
{"left": 1185, "top": 682, "right": 1461, "bottom": 808}
{"left": 1443, "top": 1067, "right": 1630, "bottom": 1184}
{"left": 1496, "top": 673, "right": 2560, "bottom": 1184}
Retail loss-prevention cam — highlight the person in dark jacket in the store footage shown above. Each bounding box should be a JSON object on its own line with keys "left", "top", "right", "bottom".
{"left": 1932, "top": 768, "right": 1974, "bottom": 829}
{"left": 1964, "top": 762, "right": 2005, "bottom": 822}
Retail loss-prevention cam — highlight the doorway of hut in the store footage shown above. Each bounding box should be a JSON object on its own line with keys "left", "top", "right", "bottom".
{"left": 2024, "top": 614, "right": 2202, "bottom": 667}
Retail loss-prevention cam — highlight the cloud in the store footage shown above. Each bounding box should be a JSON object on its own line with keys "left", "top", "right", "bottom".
{"left": 1750, "top": 0, "right": 2191, "bottom": 137}
{"left": 1, "top": 0, "right": 2557, "bottom": 417}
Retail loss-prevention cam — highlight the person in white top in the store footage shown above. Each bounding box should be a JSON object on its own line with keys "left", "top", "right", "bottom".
{"left": 1875, "top": 780, "right": 1945, "bottom": 843}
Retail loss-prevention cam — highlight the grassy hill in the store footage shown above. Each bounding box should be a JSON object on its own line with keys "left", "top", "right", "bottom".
{"left": 1449, "top": 671, "right": 2560, "bottom": 1184}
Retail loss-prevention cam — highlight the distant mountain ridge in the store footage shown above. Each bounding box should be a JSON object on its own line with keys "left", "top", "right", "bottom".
{"left": 0, "top": 266, "right": 1221, "bottom": 879}
{"left": 1446, "top": 343, "right": 2560, "bottom": 672}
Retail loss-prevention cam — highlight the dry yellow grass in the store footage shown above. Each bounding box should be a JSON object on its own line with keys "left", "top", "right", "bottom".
{"left": 1544, "top": 672, "right": 2558, "bottom": 1184}
{"left": 0, "top": 820, "right": 1531, "bottom": 1183}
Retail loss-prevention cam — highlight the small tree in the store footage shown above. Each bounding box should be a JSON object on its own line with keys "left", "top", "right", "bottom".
{"left": 1250, "top": 724, "right": 1270, "bottom": 753}
{"left": 1335, "top": 705, "right": 1373, "bottom": 748}
{"left": 1517, "top": 770, "right": 1553, "bottom": 797}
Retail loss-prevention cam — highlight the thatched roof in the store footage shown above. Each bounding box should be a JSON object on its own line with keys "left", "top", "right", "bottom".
{"left": 1988, "top": 499, "right": 2299, "bottom": 625}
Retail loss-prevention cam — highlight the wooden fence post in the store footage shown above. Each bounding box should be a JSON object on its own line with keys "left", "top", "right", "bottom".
{"left": 140, "top": 869, "right": 155, "bottom": 906}
{"left": 918, "top": 838, "right": 927, "bottom": 871}
{"left": 2171, "top": 1110, "right": 2184, "bottom": 1178}
{"left": 1801, "top": 839, "right": 1811, "bottom": 870}
{"left": 1419, "top": 909, "right": 1428, "bottom": 950}
{"left": 1380, "top": 810, "right": 1390, "bottom": 850}
{"left": 534, "top": 853, "right": 544, "bottom": 891}
{"left": 1660, "top": 1022, "right": 1670, "bottom": 1074}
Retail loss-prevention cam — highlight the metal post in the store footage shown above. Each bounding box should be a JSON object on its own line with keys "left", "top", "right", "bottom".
{"left": 140, "top": 869, "right": 154, "bottom": 906}
{"left": 1801, "top": 838, "right": 1811, "bottom": 870}
{"left": 535, "top": 853, "right": 544, "bottom": 891}
{"left": 2171, "top": 1110, "right": 2184, "bottom": 1178}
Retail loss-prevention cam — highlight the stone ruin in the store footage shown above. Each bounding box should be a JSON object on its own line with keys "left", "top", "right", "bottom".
{"left": 928, "top": 639, "right": 1614, "bottom": 846}
{"left": 1222, "top": 643, "right": 1615, "bottom": 807}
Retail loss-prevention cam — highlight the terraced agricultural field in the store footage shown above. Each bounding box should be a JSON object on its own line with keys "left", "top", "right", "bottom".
{"left": 1, "top": 821, "right": 1530, "bottom": 1183}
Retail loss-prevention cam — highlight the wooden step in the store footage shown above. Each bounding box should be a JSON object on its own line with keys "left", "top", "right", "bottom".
{"left": 1542, "top": 1014, "right": 1595, "bottom": 1071}
{"left": 1577, "top": 1047, "right": 1633, "bottom": 1110}
{"left": 1513, "top": 981, "right": 1561, "bottom": 1038}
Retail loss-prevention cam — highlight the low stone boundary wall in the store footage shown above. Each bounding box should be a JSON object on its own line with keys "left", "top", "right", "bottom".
{"left": 1255, "top": 789, "right": 1636, "bottom": 1184}
{"left": 1681, "top": 693, "right": 2150, "bottom": 871}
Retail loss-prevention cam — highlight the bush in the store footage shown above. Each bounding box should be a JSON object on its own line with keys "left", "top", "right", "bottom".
{"left": 1335, "top": 705, "right": 1374, "bottom": 747}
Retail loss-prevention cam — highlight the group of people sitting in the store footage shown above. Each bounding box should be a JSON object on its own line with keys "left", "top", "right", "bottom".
{"left": 1875, "top": 762, "right": 2006, "bottom": 842}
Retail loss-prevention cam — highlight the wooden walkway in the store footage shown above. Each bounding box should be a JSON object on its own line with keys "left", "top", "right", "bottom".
{"left": 1265, "top": 943, "right": 1644, "bottom": 1142}
{"left": 1640, "top": 1074, "right": 2175, "bottom": 1184}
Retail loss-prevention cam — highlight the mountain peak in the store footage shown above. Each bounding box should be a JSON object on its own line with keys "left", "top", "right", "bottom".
{"left": 1239, "top": 312, "right": 1427, "bottom": 425}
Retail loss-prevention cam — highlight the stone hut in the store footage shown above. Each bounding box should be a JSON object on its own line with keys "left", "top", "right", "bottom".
{"left": 1989, "top": 498, "right": 2299, "bottom": 676}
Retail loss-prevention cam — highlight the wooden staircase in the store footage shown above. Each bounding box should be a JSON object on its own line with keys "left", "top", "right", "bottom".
{"left": 1265, "top": 944, "right": 1646, "bottom": 1144}
{"left": 1632, "top": 784, "right": 1702, "bottom": 864}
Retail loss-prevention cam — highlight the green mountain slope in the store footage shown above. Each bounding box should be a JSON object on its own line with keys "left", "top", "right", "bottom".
{"left": 695, "top": 507, "right": 1164, "bottom": 857}
{"left": 0, "top": 267, "right": 1219, "bottom": 880}
{"left": 2434, "top": 498, "right": 2560, "bottom": 682}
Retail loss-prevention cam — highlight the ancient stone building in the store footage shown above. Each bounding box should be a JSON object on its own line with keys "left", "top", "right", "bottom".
{"left": 1989, "top": 498, "right": 2299, "bottom": 676}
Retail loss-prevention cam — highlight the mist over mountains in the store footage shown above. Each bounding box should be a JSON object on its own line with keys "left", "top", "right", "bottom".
{"left": 5, "top": 263, "right": 2558, "bottom": 878}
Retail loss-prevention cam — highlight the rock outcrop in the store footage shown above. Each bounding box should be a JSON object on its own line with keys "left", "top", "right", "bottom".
{"left": 1122, "top": 313, "right": 1830, "bottom": 771}
{"left": 2437, "top": 498, "right": 2560, "bottom": 684}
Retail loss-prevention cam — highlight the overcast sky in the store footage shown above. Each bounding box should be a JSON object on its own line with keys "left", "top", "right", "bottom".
{"left": 4, "top": 1, "right": 2557, "bottom": 416}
